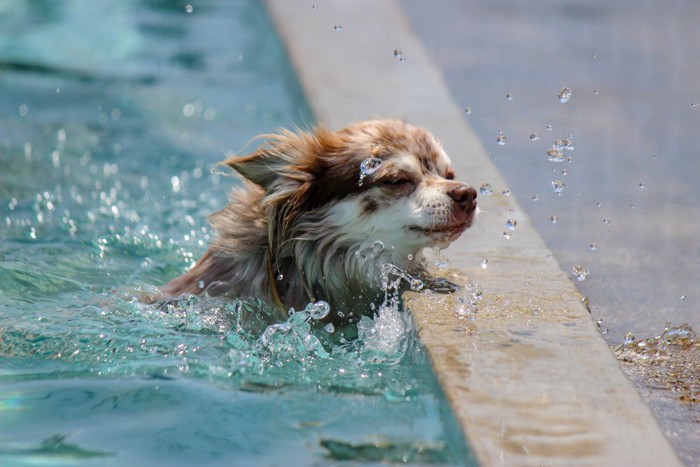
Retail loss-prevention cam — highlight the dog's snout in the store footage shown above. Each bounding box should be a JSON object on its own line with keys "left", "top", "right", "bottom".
{"left": 448, "top": 185, "right": 477, "bottom": 211}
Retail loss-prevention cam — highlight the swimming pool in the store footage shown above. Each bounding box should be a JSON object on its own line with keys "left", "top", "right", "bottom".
{"left": 0, "top": 1, "right": 472, "bottom": 464}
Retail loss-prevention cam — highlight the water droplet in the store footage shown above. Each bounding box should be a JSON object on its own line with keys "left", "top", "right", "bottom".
{"left": 550, "top": 215, "right": 559, "bottom": 224}
{"left": 561, "top": 169, "right": 568, "bottom": 176}
{"left": 529, "top": 133, "right": 540, "bottom": 141}
{"left": 502, "top": 231, "right": 512, "bottom": 240}
{"left": 372, "top": 240, "right": 384, "bottom": 254}
{"left": 551, "top": 179, "right": 565, "bottom": 195}
{"left": 502, "top": 189, "right": 511, "bottom": 196}
{"left": 312, "top": 3, "right": 318, "bottom": 10}
{"left": 358, "top": 157, "right": 382, "bottom": 186}
{"left": 558, "top": 87, "right": 572, "bottom": 103}
{"left": 680, "top": 294, "right": 686, "bottom": 301}
{"left": 479, "top": 182, "right": 493, "bottom": 196}
{"left": 277, "top": 274, "right": 284, "bottom": 281}
{"left": 531, "top": 194, "right": 540, "bottom": 202}
{"left": 333, "top": 25, "right": 343, "bottom": 32}
{"left": 505, "top": 219, "right": 517, "bottom": 230}
{"left": 506, "top": 93, "right": 513, "bottom": 100}
{"left": 638, "top": 182, "right": 645, "bottom": 190}
{"left": 409, "top": 279, "right": 424, "bottom": 291}
{"left": 18, "top": 103, "right": 28, "bottom": 117}
{"left": 464, "top": 106, "right": 472, "bottom": 115}
{"left": 547, "top": 149, "right": 565, "bottom": 162}
{"left": 324, "top": 322, "right": 335, "bottom": 333}
{"left": 197, "top": 280, "right": 205, "bottom": 289}
{"left": 306, "top": 301, "right": 331, "bottom": 320}
{"left": 593, "top": 89, "right": 599, "bottom": 95}
{"left": 497, "top": 134, "right": 507, "bottom": 145}
{"left": 393, "top": 49, "right": 405, "bottom": 62}
{"left": 185, "top": 4, "right": 193, "bottom": 13}
{"left": 546, "top": 125, "right": 553, "bottom": 131}
{"left": 480, "top": 259, "right": 489, "bottom": 269}
{"left": 572, "top": 264, "right": 589, "bottom": 281}
{"left": 589, "top": 243, "right": 597, "bottom": 251}
{"left": 554, "top": 138, "right": 575, "bottom": 151}
{"left": 623, "top": 332, "right": 636, "bottom": 345}
{"left": 692, "top": 103, "right": 699, "bottom": 108}
{"left": 407, "top": 253, "right": 414, "bottom": 261}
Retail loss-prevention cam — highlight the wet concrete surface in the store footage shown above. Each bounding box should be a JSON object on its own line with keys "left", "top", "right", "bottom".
{"left": 264, "top": 1, "right": 683, "bottom": 464}
{"left": 402, "top": 1, "right": 700, "bottom": 463}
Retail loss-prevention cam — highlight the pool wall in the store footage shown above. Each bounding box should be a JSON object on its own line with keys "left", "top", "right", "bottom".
{"left": 263, "top": 1, "right": 681, "bottom": 465}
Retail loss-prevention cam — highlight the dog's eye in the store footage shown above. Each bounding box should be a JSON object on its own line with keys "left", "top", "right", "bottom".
{"left": 445, "top": 170, "right": 455, "bottom": 180}
{"left": 384, "top": 177, "right": 412, "bottom": 186}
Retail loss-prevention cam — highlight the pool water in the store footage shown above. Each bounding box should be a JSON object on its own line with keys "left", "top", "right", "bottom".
{"left": 0, "top": 2, "right": 470, "bottom": 465}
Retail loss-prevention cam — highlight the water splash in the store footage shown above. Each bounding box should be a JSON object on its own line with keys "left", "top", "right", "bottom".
{"left": 558, "top": 87, "right": 572, "bottom": 103}
{"left": 358, "top": 157, "right": 382, "bottom": 186}
{"left": 572, "top": 264, "right": 589, "bottom": 281}
{"left": 551, "top": 179, "right": 565, "bottom": 195}
{"left": 479, "top": 182, "right": 493, "bottom": 196}
{"left": 393, "top": 49, "right": 406, "bottom": 62}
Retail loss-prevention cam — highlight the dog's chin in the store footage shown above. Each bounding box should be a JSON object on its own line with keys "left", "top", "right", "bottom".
{"left": 408, "top": 220, "right": 471, "bottom": 247}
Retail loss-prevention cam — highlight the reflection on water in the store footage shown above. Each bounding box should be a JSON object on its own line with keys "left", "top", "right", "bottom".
{"left": 0, "top": 1, "right": 468, "bottom": 464}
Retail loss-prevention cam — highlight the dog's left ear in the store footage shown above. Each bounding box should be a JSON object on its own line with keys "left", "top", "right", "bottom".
{"left": 223, "top": 130, "right": 318, "bottom": 190}
{"left": 223, "top": 148, "right": 295, "bottom": 189}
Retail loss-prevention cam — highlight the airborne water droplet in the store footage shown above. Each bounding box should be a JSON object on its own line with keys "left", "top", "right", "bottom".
{"left": 506, "top": 93, "right": 513, "bottom": 100}
{"left": 547, "top": 149, "right": 565, "bottom": 162}
{"left": 502, "top": 231, "right": 512, "bottom": 240}
{"left": 333, "top": 24, "right": 343, "bottom": 32}
{"left": 185, "top": 4, "right": 193, "bottom": 13}
{"left": 479, "top": 182, "right": 493, "bottom": 196}
{"left": 572, "top": 264, "right": 589, "bottom": 281}
{"left": 497, "top": 134, "right": 507, "bottom": 145}
{"left": 502, "top": 189, "right": 511, "bottom": 196}
{"left": 358, "top": 157, "right": 382, "bottom": 186}
{"left": 551, "top": 179, "right": 565, "bottom": 195}
{"left": 558, "top": 87, "right": 572, "bottom": 103}
{"left": 589, "top": 243, "right": 598, "bottom": 251}
{"left": 480, "top": 259, "right": 489, "bottom": 269}
{"left": 550, "top": 215, "right": 559, "bottom": 224}
{"left": 506, "top": 219, "right": 517, "bottom": 230}
{"left": 464, "top": 107, "right": 472, "bottom": 115}
{"left": 529, "top": 133, "right": 540, "bottom": 141}
{"left": 393, "top": 49, "right": 405, "bottom": 62}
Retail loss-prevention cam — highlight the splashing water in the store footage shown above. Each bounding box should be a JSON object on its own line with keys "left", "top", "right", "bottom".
{"left": 479, "top": 182, "right": 493, "bottom": 196}
{"left": 358, "top": 157, "right": 383, "bottom": 186}
{"left": 572, "top": 264, "right": 590, "bottom": 281}
{"left": 558, "top": 87, "right": 572, "bottom": 103}
{"left": 551, "top": 179, "right": 566, "bottom": 195}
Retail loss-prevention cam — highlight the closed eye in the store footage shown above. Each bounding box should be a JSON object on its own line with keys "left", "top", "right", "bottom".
{"left": 383, "top": 177, "right": 413, "bottom": 186}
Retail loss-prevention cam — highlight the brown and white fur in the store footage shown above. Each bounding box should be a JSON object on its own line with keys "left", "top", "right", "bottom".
{"left": 162, "top": 120, "right": 477, "bottom": 324}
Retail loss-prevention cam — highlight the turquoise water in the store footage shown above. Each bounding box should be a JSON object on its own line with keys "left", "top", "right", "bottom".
{"left": 0, "top": 2, "right": 471, "bottom": 465}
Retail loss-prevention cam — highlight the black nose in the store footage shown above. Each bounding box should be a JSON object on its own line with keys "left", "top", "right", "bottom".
{"left": 448, "top": 185, "right": 477, "bottom": 211}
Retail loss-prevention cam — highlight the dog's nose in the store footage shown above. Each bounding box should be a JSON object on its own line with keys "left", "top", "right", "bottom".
{"left": 448, "top": 185, "right": 477, "bottom": 211}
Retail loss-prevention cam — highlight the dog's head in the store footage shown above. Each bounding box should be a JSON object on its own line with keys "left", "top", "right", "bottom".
{"left": 224, "top": 120, "right": 477, "bottom": 268}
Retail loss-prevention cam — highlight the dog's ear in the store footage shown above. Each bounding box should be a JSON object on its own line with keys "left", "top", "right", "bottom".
{"left": 223, "top": 148, "right": 297, "bottom": 190}
{"left": 223, "top": 130, "right": 314, "bottom": 190}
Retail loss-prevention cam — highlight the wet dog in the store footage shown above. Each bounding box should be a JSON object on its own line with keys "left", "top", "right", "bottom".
{"left": 163, "top": 120, "right": 477, "bottom": 323}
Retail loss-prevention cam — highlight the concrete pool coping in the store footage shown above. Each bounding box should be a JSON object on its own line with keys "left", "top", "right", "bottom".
{"left": 263, "top": 1, "right": 681, "bottom": 465}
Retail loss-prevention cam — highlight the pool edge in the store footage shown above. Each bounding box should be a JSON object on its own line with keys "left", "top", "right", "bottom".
{"left": 262, "top": 1, "right": 681, "bottom": 465}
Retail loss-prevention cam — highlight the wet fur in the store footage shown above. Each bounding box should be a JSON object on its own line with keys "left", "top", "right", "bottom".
{"left": 162, "top": 120, "right": 477, "bottom": 323}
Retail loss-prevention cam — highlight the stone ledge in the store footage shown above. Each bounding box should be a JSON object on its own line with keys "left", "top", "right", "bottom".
{"left": 263, "top": 0, "right": 680, "bottom": 464}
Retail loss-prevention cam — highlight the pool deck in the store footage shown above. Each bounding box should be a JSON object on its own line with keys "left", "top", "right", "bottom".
{"left": 263, "top": 1, "right": 681, "bottom": 465}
